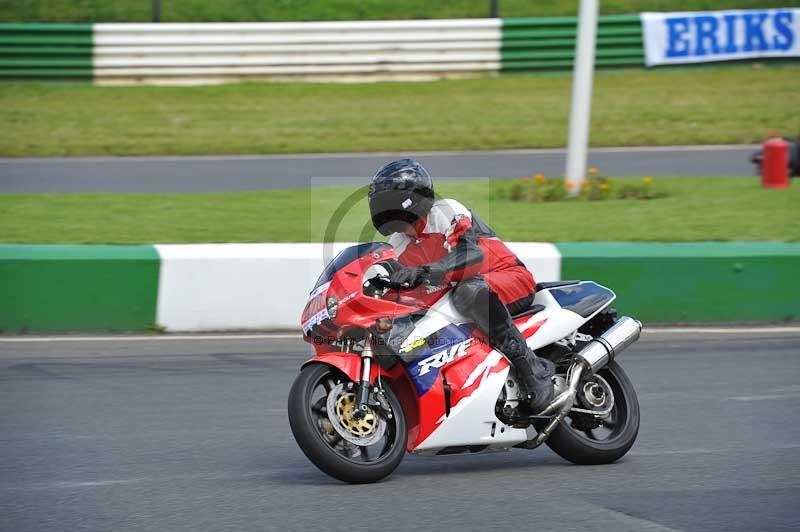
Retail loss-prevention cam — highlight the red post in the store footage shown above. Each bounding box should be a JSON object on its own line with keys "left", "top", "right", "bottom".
{"left": 761, "top": 137, "right": 790, "bottom": 189}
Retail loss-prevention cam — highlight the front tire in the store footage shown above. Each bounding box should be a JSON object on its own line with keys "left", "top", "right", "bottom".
{"left": 537, "top": 361, "right": 640, "bottom": 465}
{"left": 287, "top": 363, "right": 407, "bottom": 483}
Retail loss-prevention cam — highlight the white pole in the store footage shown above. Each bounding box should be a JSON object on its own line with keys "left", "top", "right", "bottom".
{"left": 565, "top": 0, "right": 598, "bottom": 196}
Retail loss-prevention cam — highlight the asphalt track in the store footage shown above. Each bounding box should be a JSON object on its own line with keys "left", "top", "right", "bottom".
{"left": 0, "top": 145, "right": 758, "bottom": 193}
{"left": 2, "top": 329, "right": 799, "bottom": 532}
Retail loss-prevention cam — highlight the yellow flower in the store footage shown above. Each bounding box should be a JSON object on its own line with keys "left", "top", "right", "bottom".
{"left": 599, "top": 183, "right": 610, "bottom": 190}
{"left": 588, "top": 167, "right": 598, "bottom": 175}
{"left": 641, "top": 176, "right": 654, "bottom": 184}
{"left": 580, "top": 179, "right": 589, "bottom": 187}
{"left": 565, "top": 180, "right": 575, "bottom": 189}
{"left": 534, "top": 173, "right": 545, "bottom": 183}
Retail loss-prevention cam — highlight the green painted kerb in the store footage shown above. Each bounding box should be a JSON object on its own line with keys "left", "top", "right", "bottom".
{"left": 0, "top": 245, "right": 159, "bottom": 333}
{"left": 0, "top": 23, "right": 93, "bottom": 80}
{"left": 557, "top": 242, "right": 800, "bottom": 323}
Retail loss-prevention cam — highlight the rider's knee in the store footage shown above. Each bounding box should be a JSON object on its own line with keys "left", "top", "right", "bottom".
{"left": 450, "top": 283, "right": 471, "bottom": 315}
{"left": 450, "top": 277, "right": 488, "bottom": 315}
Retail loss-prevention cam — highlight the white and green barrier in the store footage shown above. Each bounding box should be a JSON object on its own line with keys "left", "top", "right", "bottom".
{"left": 155, "top": 242, "right": 558, "bottom": 331}
{"left": 0, "top": 19, "right": 502, "bottom": 83}
{"left": 91, "top": 19, "right": 502, "bottom": 84}
{"left": 2, "top": 9, "right": 797, "bottom": 83}
{"left": 2, "top": 242, "right": 799, "bottom": 333}
{"left": 0, "top": 242, "right": 557, "bottom": 333}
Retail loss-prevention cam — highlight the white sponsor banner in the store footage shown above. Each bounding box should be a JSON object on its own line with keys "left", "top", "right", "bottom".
{"left": 641, "top": 8, "right": 800, "bottom": 66}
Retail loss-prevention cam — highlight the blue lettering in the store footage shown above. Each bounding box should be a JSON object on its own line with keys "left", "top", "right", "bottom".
{"left": 694, "top": 16, "right": 720, "bottom": 56}
{"left": 773, "top": 11, "right": 795, "bottom": 51}
{"left": 722, "top": 14, "right": 739, "bottom": 53}
{"left": 666, "top": 17, "right": 691, "bottom": 58}
{"left": 743, "top": 12, "right": 769, "bottom": 52}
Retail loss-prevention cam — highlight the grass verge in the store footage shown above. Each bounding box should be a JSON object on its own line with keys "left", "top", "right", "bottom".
{"left": 1, "top": 177, "right": 797, "bottom": 244}
{"left": 2, "top": 67, "right": 799, "bottom": 157}
{"left": 2, "top": 1, "right": 797, "bottom": 22}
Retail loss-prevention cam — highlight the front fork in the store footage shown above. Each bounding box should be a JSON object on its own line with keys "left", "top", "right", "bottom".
{"left": 353, "top": 334, "right": 375, "bottom": 419}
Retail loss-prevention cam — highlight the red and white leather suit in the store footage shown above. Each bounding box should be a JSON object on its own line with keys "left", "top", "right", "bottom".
{"left": 388, "top": 198, "right": 535, "bottom": 308}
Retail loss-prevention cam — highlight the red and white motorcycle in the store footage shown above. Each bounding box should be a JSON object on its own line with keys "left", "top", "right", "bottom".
{"left": 288, "top": 242, "right": 642, "bottom": 483}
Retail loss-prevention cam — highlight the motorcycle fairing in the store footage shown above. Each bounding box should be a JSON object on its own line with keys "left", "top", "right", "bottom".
{"left": 547, "top": 281, "right": 615, "bottom": 319}
{"left": 523, "top": 283, "right": 617, "bottom": 349}
{"left": 401, "top": 323, "right": 475, "bottom": 397}
{"left": 411, "top": 317, "right": 551, "bottom": 451}
{"left": 396, "top": 292, "right": 549, "bottom": 451}
{"left": 301, "top": 351, "right": 392, "bottom": 382}
{"left": 401, "top": 282, "right": 616, "bottom": 452}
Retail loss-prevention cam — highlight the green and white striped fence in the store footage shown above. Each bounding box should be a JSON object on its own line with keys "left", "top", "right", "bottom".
{"left": 2, "top": 242, "right": 799, "bottom": 333}
{"left": 0, "top": 23, "right": 93, "bottom": 80}
{"left": 3, "top": 15, "right": 797, "bottom": 84}
{"left": 502, "top": 15, "right": 643, "bottom": 71}
{"left": 2, "top": 14, "right": 772, "bottom": 84}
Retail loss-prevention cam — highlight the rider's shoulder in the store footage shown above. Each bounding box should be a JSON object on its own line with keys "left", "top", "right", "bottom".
{"left": 388, "top": 231, "right": 409, "bottom": 248}
{"left": 425, "top": 199, "right": 472, "bottom": 234}
{"left": 431, "top": 198, "right": 471, "bottom": 216}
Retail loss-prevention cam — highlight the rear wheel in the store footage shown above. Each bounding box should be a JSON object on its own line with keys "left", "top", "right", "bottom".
{"left": 536, "top": 361, "right": 639, "bottom": 465}
{"left": 287, "top": 363, "right": 407, "bottom": 483}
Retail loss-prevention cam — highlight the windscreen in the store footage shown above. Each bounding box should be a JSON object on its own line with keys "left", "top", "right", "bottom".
{"left": 313, "top": 242, "right": 392, "bottom": 291}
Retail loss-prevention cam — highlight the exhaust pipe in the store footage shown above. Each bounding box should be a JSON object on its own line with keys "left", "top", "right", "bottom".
{"left": 576, "top": 316, "right": 642, "bottom": 374}
{"left": 520, "top": 317, "right": 642, "bottom": 449}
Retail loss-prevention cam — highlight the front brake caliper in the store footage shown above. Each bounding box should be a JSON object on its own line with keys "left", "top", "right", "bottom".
{"left": 371, "top": 388, "right": 393, "bottom": 419}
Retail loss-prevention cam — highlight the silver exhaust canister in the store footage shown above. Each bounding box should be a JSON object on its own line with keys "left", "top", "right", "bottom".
{"left": 576, "top": 316, "right": 642, "bottom": 374}
{"left": 522, "top": 317, "right": 642, "bottom": 448}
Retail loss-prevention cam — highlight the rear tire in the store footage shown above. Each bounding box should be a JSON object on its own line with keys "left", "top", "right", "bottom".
{"left": 288, "top": 363, "right": 407, "bottom": 483}
{"left": 536, "top": 361, "right": 639, "bottom": 465}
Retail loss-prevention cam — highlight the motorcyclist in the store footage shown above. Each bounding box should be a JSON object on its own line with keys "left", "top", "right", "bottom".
{"left": 368, "top": 159, "right": 555, "bottom": 413}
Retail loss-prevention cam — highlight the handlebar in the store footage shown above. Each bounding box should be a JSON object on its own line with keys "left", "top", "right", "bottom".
{"left": 367, "top": 275, "right": 411, "bottom": 290}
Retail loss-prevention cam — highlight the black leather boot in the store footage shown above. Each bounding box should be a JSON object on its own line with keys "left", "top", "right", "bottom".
{"left": 498, "top": 327, "right": 556, "bottom": 413}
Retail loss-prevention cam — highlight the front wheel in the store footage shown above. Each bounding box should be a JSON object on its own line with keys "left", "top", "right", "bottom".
{"left": 287, "top": 363, "right": 407, "bottom": 483}
{"left": 536, "top": 361, "right": 640, "bottom": 465}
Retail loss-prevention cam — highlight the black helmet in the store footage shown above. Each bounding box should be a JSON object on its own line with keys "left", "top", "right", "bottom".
{"left": 368, "top": 159, "right": 434, "bottom": 236}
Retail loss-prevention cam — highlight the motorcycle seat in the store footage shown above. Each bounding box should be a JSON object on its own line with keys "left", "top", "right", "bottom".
{"left": 510, "top": 304, "right": 546, "bottom": 319}
{"left": 535, "top": 280, "right": 581, "bottom": 291}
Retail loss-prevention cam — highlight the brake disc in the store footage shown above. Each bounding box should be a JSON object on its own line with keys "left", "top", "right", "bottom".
{"left": 325, "top": 383, "right": 387, "bottom": 446}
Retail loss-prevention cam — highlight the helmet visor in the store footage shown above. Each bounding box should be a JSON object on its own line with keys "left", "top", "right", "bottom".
{"left": 369, "top": 190, "right": 428, "bottom": 236}
{"left": 371, "top": 208, "right": 418, "bottom": 236}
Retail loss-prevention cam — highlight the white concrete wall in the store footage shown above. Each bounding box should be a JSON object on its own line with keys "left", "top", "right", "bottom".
{"left": 93, "top": 20, "right": 501, "bottom": 85}
{"left": 154, "top": 242, "right": 561, "bottom": 332}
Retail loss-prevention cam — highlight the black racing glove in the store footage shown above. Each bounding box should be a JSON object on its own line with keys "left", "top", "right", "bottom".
{"left": 388, "top": 264, "right": 447, "bottom": 288}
